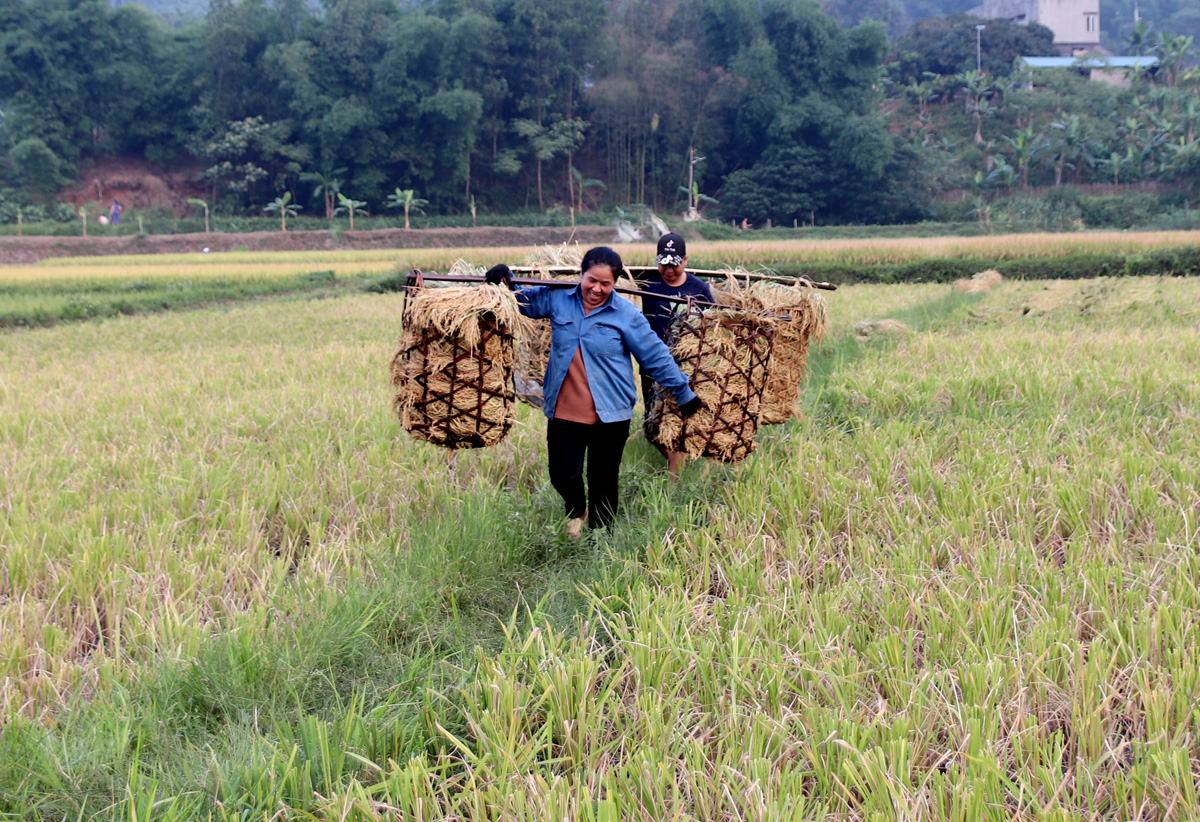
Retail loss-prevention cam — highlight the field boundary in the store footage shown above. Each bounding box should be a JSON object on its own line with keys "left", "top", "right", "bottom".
{"left": 0, "top": 226, "right": 618, "bottom": 265}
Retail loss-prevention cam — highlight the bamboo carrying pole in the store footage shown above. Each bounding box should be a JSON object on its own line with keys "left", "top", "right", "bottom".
{"left": 507, "top": 265, "right": 838, "bottom": 291}
{"left": 404, "top": 271, "right": 731, "bottom": 308}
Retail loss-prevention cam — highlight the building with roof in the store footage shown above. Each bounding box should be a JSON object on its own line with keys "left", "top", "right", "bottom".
{"left": 1017, "top": 54, "right": 1160, "bottom": 85}
{"left": 967, "top": 0, "right": 1101, "bottom": 56}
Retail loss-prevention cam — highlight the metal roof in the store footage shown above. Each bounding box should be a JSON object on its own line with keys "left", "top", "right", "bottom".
{"left": 1019, "top": 56, "right": 1160, "bottom": 68}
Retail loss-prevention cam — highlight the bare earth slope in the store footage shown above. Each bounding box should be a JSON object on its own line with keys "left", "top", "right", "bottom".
{"left": 0, "top": 226, "right": 617, "bottom": 265}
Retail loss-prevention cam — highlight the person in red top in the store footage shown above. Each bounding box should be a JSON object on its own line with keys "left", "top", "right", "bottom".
{"left": 487, "top": 247, "right": 700, "bottom": 537}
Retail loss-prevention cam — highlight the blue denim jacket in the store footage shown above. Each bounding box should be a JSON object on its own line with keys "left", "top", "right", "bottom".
{"left": 517, "top": 285, "right": 697, "bottom": 422}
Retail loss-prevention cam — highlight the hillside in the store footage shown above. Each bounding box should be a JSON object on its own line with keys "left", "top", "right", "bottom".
{"left": 123, "top": 0, "right": 1197, "bottom": 56}
{"left": 111, "top": 0, "right": 319, "bottom": 24}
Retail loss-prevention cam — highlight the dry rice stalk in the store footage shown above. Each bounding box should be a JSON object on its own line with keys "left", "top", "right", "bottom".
{"left": 647, "top": 307, "right": 775, "bottom": 462}
{"left": 952, "top": 268, "right": 1004, "bottom": 293}
{"left": 446, "top": 258, "right": 487, "bottom": 278}
{"left": 522, "top": 242, "right": 584, "bottom": 273}
{"left": 389, "top": 285, "right": 531, "bottom": 448}
{"left": 711, "top": 276, "right": 828, "bottom": 425}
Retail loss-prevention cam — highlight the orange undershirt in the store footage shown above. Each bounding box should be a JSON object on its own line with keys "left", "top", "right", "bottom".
{"left": 554, "top": 347, "right": 600, "bottom": 423}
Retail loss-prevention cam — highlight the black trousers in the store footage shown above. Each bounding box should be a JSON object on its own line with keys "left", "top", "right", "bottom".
{"left": 546, "top": 418, "right": 631, "bottom": 530}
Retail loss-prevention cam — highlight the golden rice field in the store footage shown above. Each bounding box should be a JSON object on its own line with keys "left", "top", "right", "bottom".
{"left": 6, "top": 229, "right": 1199, "bottom": 283}
{"left": 3, "top": 248, "right": 1200, "bottom": 820}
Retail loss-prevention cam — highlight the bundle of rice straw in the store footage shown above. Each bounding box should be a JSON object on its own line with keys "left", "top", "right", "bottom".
{"left": 646, "top": 307, "right": 776, "bottom": 462}
{"left": 513, "top": 244, "right": 642, "bottom": 408}
{"left": 952, "top": 268, "right": 1004, "bottom": 293}
{"left": 711, "top": 275, "right": 829, "bottom": 425}
{"left": 853, "top": 318, "right": 911, "bottom": 338}
{"left": 389, "top": 284, "right": 532, "bottom": 449}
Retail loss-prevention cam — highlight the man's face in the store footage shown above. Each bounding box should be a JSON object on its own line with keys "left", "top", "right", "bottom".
{"left": 657, "top": 256, "right": 687, "bottom": 286}
{"left": 581, "top": 264, "right": 616, "bottom": 310}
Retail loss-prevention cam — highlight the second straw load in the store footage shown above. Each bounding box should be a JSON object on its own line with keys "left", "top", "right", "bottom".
{"left": 645, "top": 307, "right": 777, "bottom": 462}
{"left": 711, "top": 278, "right": 829, "bottom": 425}
{"left": 644, "top": 278, "right": 828, "bottom": 461}
{"left": 388, "top": 283, "right": 531, "bottom": 448}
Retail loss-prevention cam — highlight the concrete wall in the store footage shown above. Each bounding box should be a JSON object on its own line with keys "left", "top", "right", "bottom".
{"left": 976, "top": 0, "right": 1101, "bottom": 56}
{"left": 1036, "top": 0, "right": 1101, "bottom": 54}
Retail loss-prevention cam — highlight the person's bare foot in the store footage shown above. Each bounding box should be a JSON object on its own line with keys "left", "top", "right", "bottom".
{"left": 567, "top": 508, "right": 588, "bottom": 539}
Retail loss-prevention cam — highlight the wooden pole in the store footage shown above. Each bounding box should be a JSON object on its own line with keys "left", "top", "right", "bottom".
{"left": 403, "top": 272, "right": 724, "bottom": 305}
{"left": 505, "top": 265, "right": 837, "bottom": 290}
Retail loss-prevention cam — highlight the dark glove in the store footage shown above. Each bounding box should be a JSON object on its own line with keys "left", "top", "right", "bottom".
{"left": 679, "top": 396, "right": 703, "bottom": 417}
{"left": 484, "top": 264, "right": 515, "bottom": 290}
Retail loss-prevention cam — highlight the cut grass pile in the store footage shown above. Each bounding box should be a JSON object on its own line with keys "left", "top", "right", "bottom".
{"left": 2, "top": 271, "right": 1199, "bottom": 819}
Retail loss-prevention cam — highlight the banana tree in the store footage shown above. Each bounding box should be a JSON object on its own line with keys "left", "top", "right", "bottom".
{"left": 1103, "top": 149, "right": 1134, "bottom": 184}
{"left": 1154, "top": 32, "right": 1194, "bottom": 87}
{"left": 187, "top": 198, "right": 211, "bottom": 233}
{"left": 958, "top": 70, "right": 993, "bottom": 145}
{"left": 1002, "top": 126, "right": 1048, "bottom": 188}
{"left": 264, "top": 191, "right": 300, "bottom": 231}
{"left": 386, "top": 188, "right": 428, "bottom": 230}
{"left": 985, "top": 155, "right": 1018, "bottom": 188}
{"left": 78, "top": 203, "right": 95, "bottom": 237}
{"left": 569, "top": 165, "right": 607, "bottom": 214}
{"left": 335, "top": 193, "right": 368, "bottom": 231}
{"left": 299, "top": 168, "right": 347, "bottom": 220}
{"left": 1048, "top": 116, "right": 1096, "bottom": 186}
{"left": 678, "top": 180, "right": 718, "bottom": 219}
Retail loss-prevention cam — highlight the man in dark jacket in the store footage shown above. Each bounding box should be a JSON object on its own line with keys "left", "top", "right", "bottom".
{"left": 640, "top": 233, "right": 713, "bottom": 478}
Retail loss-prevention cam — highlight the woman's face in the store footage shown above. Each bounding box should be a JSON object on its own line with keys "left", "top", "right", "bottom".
{"left": 580, "top": 264, "right": 616, "bottom": 310}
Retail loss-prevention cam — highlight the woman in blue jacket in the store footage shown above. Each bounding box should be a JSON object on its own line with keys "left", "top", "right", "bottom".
{"left": 487, "top": 247, "right": 700, "bottom": 537}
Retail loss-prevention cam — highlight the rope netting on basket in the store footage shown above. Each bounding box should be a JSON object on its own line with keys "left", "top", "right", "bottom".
{"left": 711, "top": 276, "right": 829, "bottom": 425}
{"left": 645, "top": 305, "right": 776, "bottom": 462}
{"left": 513, "top": 244, "right": 642, "bottom": 408}
{"left": 388, "top": 279, "right": 532, "bottom": 449}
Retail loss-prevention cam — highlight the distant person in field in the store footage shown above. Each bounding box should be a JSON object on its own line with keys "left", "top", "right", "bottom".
{"left": 485, "top": 247, "right": 702, "bottom": 538}
{"left": 640, "top": 232, "right": 713, "bottom": 478}
{"left": 109, "top": 200, "right": 122, "bottom": 226}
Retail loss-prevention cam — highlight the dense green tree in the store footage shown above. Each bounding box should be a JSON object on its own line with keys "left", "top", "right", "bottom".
{"left": 1, "top": 0, "right": 1194, "bottom": 225}
{"left": 890, "top": 14, "right": 1057, "bottom": 82}
{"left": 495, "top": 0, "right": 605, "bottom": 209}
{"left": 0, "top": 0, "right": 118, "bottom": 164}
{"left": 822, "top": 0, "right": 908, "bottom": 39}
{"left": 10, "top": 137, "right": 68, "bottom": 194}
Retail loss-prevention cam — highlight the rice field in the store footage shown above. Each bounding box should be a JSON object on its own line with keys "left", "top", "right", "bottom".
{"left": 2, "top": 254, "right": 1200, "bottom": 819}
{"left": 8, "top": 229, "right": 1200, "bottom": 284}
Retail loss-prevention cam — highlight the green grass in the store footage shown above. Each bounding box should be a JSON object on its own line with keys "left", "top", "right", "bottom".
{"left": 2, "top": 275, "right": 1199, "bottom": 819}
{"left": 0, "top": 270, "right": 349, "bottom": 328}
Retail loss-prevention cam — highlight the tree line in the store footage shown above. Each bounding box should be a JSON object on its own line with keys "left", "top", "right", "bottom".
{"left": 0, "top": 0, "right": 1196, "bottom": 228}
